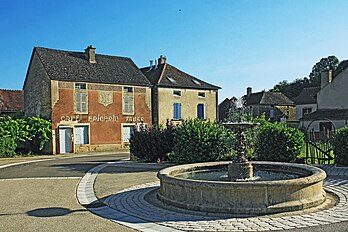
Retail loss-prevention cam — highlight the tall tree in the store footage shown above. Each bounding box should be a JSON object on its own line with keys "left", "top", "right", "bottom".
{"left": 309, "top": 55, "right": 339, "bottom": 86}
{"left": 271, "top": 55, "right": 339, "bottom": 100}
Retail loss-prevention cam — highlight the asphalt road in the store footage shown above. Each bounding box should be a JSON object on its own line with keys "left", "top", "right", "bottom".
{"left": 0, "top": 152, "right": 130, "bottom": 179}
{"left": 0, "top": 152, "right": 136, "bottom": 232}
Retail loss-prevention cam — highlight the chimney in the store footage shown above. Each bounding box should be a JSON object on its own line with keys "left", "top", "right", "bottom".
{"left": 149, "top": 60, "right": 153, "bottom": 71}
{"left": 154, "top": 59, "right": 158, "bottom": 69}
{"left": 158, "top": 55, "right": 167, "bottom": 64}
{"left": 247, "top": 87, "right": 252, "bottom": 96}
{"left": 320, "top": 70, "right": 333, "bottom": 88}
{"left": 85, "top": 45, "right": 96, "bottom": 64}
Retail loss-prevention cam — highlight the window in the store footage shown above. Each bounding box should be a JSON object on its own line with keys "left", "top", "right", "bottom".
{"left": 302, "top": 107, "right": 312, "bottom": 116}
{"left": 319, "top": 122, "right": 332, "bottom": 132}
{"left": 173, "top": 90, "right": 181, "bottom": 96}
{"left": 123, "top": 86, "right": 134, "bottom": 115}
{"left": 173, "top": 103, "right": 182, "bottom": 120}
{"left": 167, "top": 77, "right": 176, "bottom": 83}
{"left": 198, "top": 92, "right": 205, "bottom": 98}
{"left": 123, "top": 125, "right": 135, "bottom": 142}
{"left": 74, "top": 126, "right": 89, "bottom": 145}
{"left": 75, "top": 83, "right": 87, "bottom": 113}
{"left": 197, "top": 103, "right": 205, "bottom": 119}
{"left": 192, "top": 79, "right": 201, "bottom": 85}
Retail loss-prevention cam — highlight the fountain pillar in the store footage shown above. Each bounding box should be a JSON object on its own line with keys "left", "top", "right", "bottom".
{"left": 223, "top": 123, "right": 257, "bottom": 180}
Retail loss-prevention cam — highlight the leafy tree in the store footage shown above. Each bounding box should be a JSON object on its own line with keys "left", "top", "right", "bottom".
{"left": 271, "top": 55, "right": 339, "bottom": 100}
{"left": 309, "top": 55, "right": 339, "bottom": 85}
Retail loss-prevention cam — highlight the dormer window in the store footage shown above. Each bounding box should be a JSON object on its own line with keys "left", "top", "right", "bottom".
{"left": 198, "top": 92, "right": 205, "bottom": 98}
{"left": 173, "top": 90, "right": 181, "bottom": 97}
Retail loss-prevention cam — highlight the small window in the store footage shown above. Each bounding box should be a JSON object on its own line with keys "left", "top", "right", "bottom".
{"left": 173, "top": 103, "right": 182, "bottom": 120}
{"left": 75, "top": 83, "right": 88, "bottom": 113}
{"left": 75, "top": 83, "right": 86, "bottom": 90}
{"left": 319, "top": 122, "right": 332, "bottom": 132}
{"left": 167, "top": 77, "right": 176, "bottom": 83}
{"left": 198, "top": 92, "right": 205, "bottom": 98}
{"left": 173, "top": 90, "right": 181, "bottom": 96}
{"left": 123, "top": 86, "right": 134, "bottom": 115}
{"left": 74, "top": 126, "right": 89, "bottom": 145}
{"left": 302, "top": 107, "right": 312, "bottom": 116}
{"left": 197, "top": 103, "right": 205, "bottom": 119}
{"left": 192, "top": 79, "right": 201, "bottom": 85}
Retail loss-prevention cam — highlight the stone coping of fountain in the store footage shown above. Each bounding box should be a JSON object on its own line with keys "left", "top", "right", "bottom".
{"left": 157, "top": 161, "right": 327, "bottom": 215}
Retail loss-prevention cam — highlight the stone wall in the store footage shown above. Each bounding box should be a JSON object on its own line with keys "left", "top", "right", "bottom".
{"left": 24, "top": 52, "right": 52, "bottom": 118}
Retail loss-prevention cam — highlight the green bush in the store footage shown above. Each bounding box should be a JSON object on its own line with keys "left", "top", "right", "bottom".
{"left": 170, "top": 119, "right": 235, "bottom": 164}
{"left": 0, "top": 137, "right": 16, "bottom": 158}
{"left": 332, "top": 127, "right": 348, "bottom": 166}
{"left": 130, "top": 123, "right": 175, "bottom": 162}
{"left": 0, "top": 116, "right": 52, "bottom": 157}
{"left": 254, "top": 122, "right": 304, "bottom": 162}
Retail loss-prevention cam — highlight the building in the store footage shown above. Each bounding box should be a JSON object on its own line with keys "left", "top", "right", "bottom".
{"left": 23, "top": 46, "right": 152, "bottom": 154}
{"left": 301, "top": 61, "right": 348, "bottom": 131}
{"left": 293, "top": 87, "right": 319, "bottom": 121}
{"left": 0, "top": 89, "right": 24, "bottom": 117}
{"left": 140, "top": 56, "right": 220, "bottom": 126}
{"left": 243, "top": 87, "right": 296, "bottom": 122}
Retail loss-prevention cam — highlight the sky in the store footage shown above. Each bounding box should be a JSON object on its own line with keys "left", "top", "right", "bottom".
{"left": 1, "top": 0, "right": 348, "bottom": 103}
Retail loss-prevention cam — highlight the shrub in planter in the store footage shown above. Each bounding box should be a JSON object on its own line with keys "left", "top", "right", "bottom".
{"left": 170, "top": 119, "right": 235, "bottom": 164}
{"left": 254, "top": 122, "right": 304, "bottom": 162}
{"left": 130, "top": 123, "right": 175, "bottom": 162}
{"left": 331, "top": 127, "right": 348, "bottom": 166}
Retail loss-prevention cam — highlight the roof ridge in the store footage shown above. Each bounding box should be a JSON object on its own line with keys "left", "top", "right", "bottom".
{"left": 35, "top": 46, "right": 131, "bottom": 60}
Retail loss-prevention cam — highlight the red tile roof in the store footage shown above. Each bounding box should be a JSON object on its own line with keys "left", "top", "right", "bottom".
{"left": 0, "top": 89, "right": 24, "bottom": 113}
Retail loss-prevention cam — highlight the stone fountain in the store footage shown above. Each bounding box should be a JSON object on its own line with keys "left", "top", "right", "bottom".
{"left": 157, "top": 121, "right": 327, "bottom": 215}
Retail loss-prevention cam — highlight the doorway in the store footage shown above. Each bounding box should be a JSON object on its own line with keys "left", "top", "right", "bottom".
{"left": 59, "top": 127, "right": 73, "bottom": 153}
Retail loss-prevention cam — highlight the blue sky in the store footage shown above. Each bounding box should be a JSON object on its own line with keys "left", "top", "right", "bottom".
{"left": 1, "top": 0, "right": 348, "bottom": 102}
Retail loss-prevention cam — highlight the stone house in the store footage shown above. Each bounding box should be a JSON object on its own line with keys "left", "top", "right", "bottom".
{"left": 23, "top": 46, "right": 152, "bottom": 154}
{"left": 140, "top": 56, "right": 220, "bottom": 126}
{"left": 293, "top": 87, "right": 320, "bottom": 121}
{"left": 243, "top": 87, "right": 296, "bottom": 122}
{"left": 300, "top": 61, "right": 348, "bottom": 131}
{"left": 0, "top": 89, "right": 24, "bottom": 117}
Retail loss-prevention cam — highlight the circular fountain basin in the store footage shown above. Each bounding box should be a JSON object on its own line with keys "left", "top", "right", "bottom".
{"left": 157, "top": 161, "right": 326, "bottom": 215}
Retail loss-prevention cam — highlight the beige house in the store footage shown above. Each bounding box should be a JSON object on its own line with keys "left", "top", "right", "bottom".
{"left": 301, "top": 62, "right": 348, "bottom": 131}
{"left": 243, "top": 87, "right": 296, "bottom": 122}
{"left": 141, "top": 56, "right": 220, "bottom": 126}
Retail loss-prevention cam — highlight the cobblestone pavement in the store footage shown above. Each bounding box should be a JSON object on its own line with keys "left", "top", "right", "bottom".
{"left": 77, "top": 163, "right": 348, "bottom": 232}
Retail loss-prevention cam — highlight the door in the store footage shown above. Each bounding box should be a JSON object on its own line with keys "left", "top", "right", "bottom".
{"left": 59, "top": 127, "right": 73, "bottom": 153}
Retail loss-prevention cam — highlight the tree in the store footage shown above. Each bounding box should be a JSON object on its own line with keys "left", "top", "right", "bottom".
{"left": 309, "top": 55, "right": 339, "bottom": 86}
{"left": 271, "top": 55, "right": 339, "bottom": 100}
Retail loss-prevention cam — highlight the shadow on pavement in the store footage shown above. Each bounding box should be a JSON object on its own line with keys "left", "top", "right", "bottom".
{"left": 26, "top": 207, "right": 86, "bottom": 217}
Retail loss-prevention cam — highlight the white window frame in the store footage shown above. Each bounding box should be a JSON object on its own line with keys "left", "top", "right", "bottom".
{"left": 122, "top": 86, "right": 134, "bottom": 115}
{"left": 75, "top": 83, "right": 88, "bottom": 114}
{"left": 74, "top": 124, "right": 90, "bottom": 145}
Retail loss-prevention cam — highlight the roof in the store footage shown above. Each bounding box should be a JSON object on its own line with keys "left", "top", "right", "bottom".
{"left": 0, "top": 89, "right": 24, "bottom": 112}
{"left": 30, "top": 47, "right": 152, "bottom": 87}
{"left": 293, "top": 87, "right": 320, "bottom": 105}
{"left": 301, "top": 108, "right": 348, "bottom": 121}
{"left": 245, "top": 91, "right": 294, "bottom": 106}
{"left": 140, "top": 63, "right": 220, "bottom": 90}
